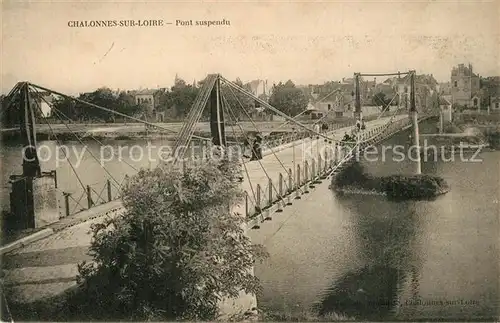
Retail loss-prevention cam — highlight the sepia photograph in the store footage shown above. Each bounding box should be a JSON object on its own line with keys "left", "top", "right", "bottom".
{"left": 1, "top": 0, "right": 499, "bottom": 321}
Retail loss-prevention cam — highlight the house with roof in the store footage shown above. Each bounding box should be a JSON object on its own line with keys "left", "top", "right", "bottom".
{"left": 134, "top": 89, "right": 157, "bottom": 113}
{"left": 372, "top": 83, "right": 397, "bottom": 104}
{"left": 303, "top": 102, "right": 326, "bottom": 119}
{"left": 306, "top": 78, "right": 382, "bottom": 117}
{"left": 490, "top": 96, "right": 500, "bottom": 112}
{"left": 306, "top": 81, "right": 352, "bottom": 118}
{"left": 451, "top": 63, "right": 481, "bottom": 108}
{"left": 381, "top": 73, "right": 439, "bottom": 111}
{"left": 245, "top": 79, "right": 271, "bottom": 99}
{"left": 439, "top": 82, "right": 452, "bottom": 95}
{"left": 438, "top": 96, "right": 452, "bottom": 122}
{"left": 132, "top": 89, "right": 164, "bottom": 114}
{"left": 479, "top": 76, "right": 500, "bottom": 113}
{"left": 31, "top": 91, "right": 55, "bottom": 117}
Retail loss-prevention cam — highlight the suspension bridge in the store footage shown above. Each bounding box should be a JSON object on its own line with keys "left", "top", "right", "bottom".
{"left": 0, "top": 70, "right": 437, "bottom": 319}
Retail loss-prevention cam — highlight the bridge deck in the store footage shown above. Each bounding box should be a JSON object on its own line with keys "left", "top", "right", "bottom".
{"left": 2, "top": 115, "right": 408, "bottom": 307}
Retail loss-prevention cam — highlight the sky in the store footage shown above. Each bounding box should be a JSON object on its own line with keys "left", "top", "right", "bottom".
{"left": 2, "top": 0, "right": 499, "bottom": 95}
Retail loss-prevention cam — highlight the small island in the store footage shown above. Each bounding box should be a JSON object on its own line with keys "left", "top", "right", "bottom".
{"left": 331, "top": 162, "right": 450, "bottom": 200}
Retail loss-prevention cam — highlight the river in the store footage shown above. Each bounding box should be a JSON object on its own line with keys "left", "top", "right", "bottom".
{"left": 1, "top": 123, "right": 499, "bottom": 320}
{"left": 252, "top": 123, "right": 499, "bottom": 321}
{"left": 0, "top": 138, "right": 207, "bottom": 215}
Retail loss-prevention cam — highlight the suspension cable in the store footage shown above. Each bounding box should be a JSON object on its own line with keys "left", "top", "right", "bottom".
{"left": 222, "top": 87, "right": 302, "bottom": 197}
{"left": 29, "top": 90, "right": 89, "bottom": 195}
{"left": 0, "top": 82, "right": 23, "bottom": 120}
{"left": 28, "top": 82, "right": 210, "bottom": 141}
{"left": 221, "top": 92, "right": 298, "bottom": 202}
{"left": 358, "top": 71, "right": 412, "bottom": 77}
{"left": 222, "top": 77, "right": 335, "bottom": 141}
{"left": 219, "top": 95, "right": 259, "bottom": 209}
{"left": 341, "top": 92, "right": 403, "bottom": 145}
{"left": 31, "top": 87, "right": 123, "bottom": 187}
{"left": 224, "top": 84, "right": 303, "bottom": 193}
{"left": 268, "top": 87, "right": 343, "bottom": 134}
{"left": 39, "top": 88, "right": 140, "bottom": 172}
{"left": 338, "top": 73, "right": 412, "bottom": 145}
{"left": 263, "top": 113, "right": 414, "bottom": 245}
{"left": 310, "top": 97, "right": 355, "bottom": 127}
{"left": 49, "top": 106, "right": 139, "bottom": 172}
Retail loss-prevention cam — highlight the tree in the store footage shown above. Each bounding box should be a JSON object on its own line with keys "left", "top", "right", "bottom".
{"left": 115, "top": 91, "right": 141, "bottom": 117}
{"left": 268, "top": 80, "right": 308, "bottom": 116}
{"left": 372, "top": 92, "right": 390, "bottom": 109}
{"left": 1, "top": 90, "right": 45, "bottom": 126}
{"left": 221, "top": 79, "right": 255, "bottom": 121}
{"left": 165, "top": 77, "right": 199, "bottom": 118}
{"left": 51, "top": 96, "right": 78, "bottom": 120}
{"left": 74, "top": 157, "right": 268, "bottom": 321}
{"left": 49, "top": 89, "right": 142, "bottom": 122}
{"left": 77, "top": 87, "right": 119, "bottom": 121}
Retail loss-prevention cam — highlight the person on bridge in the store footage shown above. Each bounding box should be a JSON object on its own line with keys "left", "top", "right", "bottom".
{"left": 242, "top": 137, "right": 251, "bottom": 159}
{"left": 361, "top": 120, "right": 366, "bottom": 130}
{"left": 250, "top": 134, "right": 263, "bottom": 161}
{"left": 321, "top": 123, "right": 329, "bottom": 133}
{"left": 341, "top": 132, "right": 351, "bottom": 146}
{"left": 356, "top": 119, "right": 361, "bottom": 132}
{"left": 312, "top": 123, "right": 320, "bottom": 139}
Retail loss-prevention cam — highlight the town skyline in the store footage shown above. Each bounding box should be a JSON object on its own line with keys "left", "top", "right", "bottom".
{"left": 2, "top": 1, "right": 499, "bottom": 96}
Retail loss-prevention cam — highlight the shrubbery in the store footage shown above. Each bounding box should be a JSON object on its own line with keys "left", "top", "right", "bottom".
{"left": 332, "top": 162, "right": 450, "bottom": 200}
{"left": 70, "top": 157, "right": 267, "bottom": 321}
{"left": 380, "top": 174, "right": 449, "bottom": 199}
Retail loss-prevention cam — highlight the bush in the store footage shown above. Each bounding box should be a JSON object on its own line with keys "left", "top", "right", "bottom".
{"left": 74, "top": 157, "right": 268, "bottom": 321}
{"left": 442, "top": 122, "right": 463, "bottom": 134}
{"left": 380, "top": 174, "right": 449, "bottom": 199}
{"left": 332, "top": 162, "right": 450, "bottom": 200}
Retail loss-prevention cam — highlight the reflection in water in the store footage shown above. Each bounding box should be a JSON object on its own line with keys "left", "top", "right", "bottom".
{"left": 254, "top": 120, "right": 498, "bottom": 320}
{"left": 315, "top": 265, "right": 401, "bottom": 320}
{"left": 316, "top": 195, "right": 423, "bottom": 320}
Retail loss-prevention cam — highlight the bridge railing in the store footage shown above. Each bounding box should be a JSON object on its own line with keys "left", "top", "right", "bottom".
{"left": 57, "top": 177, "right": 125, "bottom": 218}
{"left": 53, "top": 113, "right": 427, "bottom": 220}
{"left": 243, "top": 114, "right": 427, "bottom": 223}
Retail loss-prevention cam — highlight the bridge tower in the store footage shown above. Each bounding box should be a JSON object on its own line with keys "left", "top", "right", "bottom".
{"left": 209, "top": 74, "right": 226, "bottom": 147}
{"left": 354, "top": 73, "right": 362, "bottom": 122}
{"left": 409, "top": 70, "right": 422, "bottom": 174}
{"left": 170, "top": 74, "right": 227, "bottom": 165}
{"left": 6, "top": 82, "right": 59, "bottom": 230}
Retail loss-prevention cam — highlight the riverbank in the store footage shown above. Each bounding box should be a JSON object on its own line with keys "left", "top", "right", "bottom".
{"left": 1, "top": 115, "right": 390, "bottom": 142}
{"left": 437, "top": 117, "right": 500, "bottom": 150}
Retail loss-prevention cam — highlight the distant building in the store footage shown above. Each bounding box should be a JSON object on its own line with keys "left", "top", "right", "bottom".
{"left": 32, "top": 91, "right": 55, "bottom": 117}
{"left": 439, "top": 82, "right": 452, "bottom": 95}
{"left": 451, "top": 63, "right": 481, "bottom": 108}
{"left": 439, "top": 96, "right": 452, "bottom": 122}
{"left": 307, "top": 82, "right": 350, "bottom": 118}
{"left": 480, "top": 76, "right": 500, "bottom": 112}
{"left": 133, "top": 89, "right": 163, "bottom": 114}
{"left": 245, "top": 79, "right": 271, "bottom": 99}
{"left": 491, "top": 96, "right": 500, "bottom": 111}
{"left": 383, "top": 73, "right": 439, "bottom": 111}
{"left": 303, "top": 108, "right": 325, "bottom": 119}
